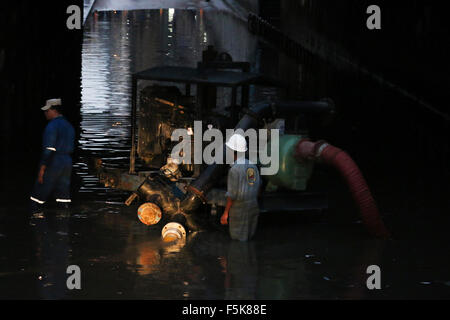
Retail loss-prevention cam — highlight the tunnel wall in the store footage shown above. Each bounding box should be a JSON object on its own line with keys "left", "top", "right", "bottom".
{"left": 269, "top": 0, "right": 450, "bottom": 218}
{"left": 0, "top": 1, "right": 82, "bottom": 200}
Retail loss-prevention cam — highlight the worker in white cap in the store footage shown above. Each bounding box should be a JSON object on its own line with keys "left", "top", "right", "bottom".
{"left": 220, "top": 133, "right": 261, "bottom": 241}
{"left": 30, "top": 98, "right": 75, "bottom": 214}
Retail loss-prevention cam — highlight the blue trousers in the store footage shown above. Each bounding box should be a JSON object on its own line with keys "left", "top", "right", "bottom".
{"left": 30, "top": 155, "right": 72, "bottom": 206}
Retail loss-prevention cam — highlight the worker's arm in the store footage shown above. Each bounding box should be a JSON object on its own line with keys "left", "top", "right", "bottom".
{"left": 221, "top": 197, "right": 233, "bottom": 225}
{"left": 221, "top": 167, "right": 238, "bottom": 225}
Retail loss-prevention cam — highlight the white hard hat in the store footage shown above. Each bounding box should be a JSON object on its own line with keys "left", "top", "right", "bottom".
{"left": 41, "top": 98, "right": 62, "bottom": 111}
{"left": 225, "top": 133, "right": 247, "bottom": 152}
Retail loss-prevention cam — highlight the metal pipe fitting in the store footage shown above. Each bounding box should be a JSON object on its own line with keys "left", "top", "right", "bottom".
{"left": 137, "top": 202, "right": 162, "bottom": 226}
{"left": 161, "top": 222, "right": 187, "bottom": 242}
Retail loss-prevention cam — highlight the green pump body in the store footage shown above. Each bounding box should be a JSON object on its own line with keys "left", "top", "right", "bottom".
{"left": 265, "top": 135, "right": 314, "bottom": 191}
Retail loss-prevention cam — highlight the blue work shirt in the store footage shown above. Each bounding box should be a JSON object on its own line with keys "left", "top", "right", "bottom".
{"left": 40, "top": 116, "right": 75, "bottom": 167}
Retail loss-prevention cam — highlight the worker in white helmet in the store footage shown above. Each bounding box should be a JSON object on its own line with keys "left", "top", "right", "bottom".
{"left": 220, "top": 133, "right": 261, "bottom": 241}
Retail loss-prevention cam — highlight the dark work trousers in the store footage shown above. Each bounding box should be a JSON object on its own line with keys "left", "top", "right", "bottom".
{"left": 30, "top": 154, "right": 72, "bottom": 209}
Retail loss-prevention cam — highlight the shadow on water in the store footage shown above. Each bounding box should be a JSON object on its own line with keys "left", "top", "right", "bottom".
{"left": 1, "top": 9, "right": 450, "bottom": 299}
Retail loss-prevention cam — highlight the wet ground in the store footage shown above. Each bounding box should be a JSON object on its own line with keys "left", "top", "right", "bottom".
{"left": 1, "top": 9, "right": 450, "bottom": 300}
{"left": 2, "top": 203, "right": 450, "bottom": 299}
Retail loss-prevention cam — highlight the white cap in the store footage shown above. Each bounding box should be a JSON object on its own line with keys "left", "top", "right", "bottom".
{"left": 41, "top": 98, "right": 62, "bottom": 111}
{"left": 225, "top": 133, "right": 247, "bottom": 152}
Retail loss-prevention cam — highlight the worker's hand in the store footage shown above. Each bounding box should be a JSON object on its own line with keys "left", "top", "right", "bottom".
{"left": 38, "top": 165, "right": 46, "bottom": 184}
{"left": 220, "top": 211, "right": 229, "bottom": 225}
{"left": 221, "top": 197, "right": 233, "bottom": 225}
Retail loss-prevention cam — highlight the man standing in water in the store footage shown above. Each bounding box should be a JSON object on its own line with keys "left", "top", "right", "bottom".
{"left": 30, "top": 98, "right": 75, "bottom": 214}
{"left": 220, "top": 133, "right": 261, "bottom": 241}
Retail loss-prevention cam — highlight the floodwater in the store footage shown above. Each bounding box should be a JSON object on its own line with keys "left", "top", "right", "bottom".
{"left": 1, "top": 9, "right": 450, "bottom": 300}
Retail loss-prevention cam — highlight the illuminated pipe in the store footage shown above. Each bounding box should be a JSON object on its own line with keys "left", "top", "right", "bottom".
{"left": 162, "top": 222, "right": 186, "bottom": 242}
{"left": 137, "top": 202, "right": 162, "bottom": 226}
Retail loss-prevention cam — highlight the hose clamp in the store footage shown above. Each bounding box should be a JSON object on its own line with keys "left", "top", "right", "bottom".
{"left": 314, "top": 141, "right": 329, "bottom": 159}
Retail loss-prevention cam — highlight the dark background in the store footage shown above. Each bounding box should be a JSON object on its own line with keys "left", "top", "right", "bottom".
{"left": 0, "top": 0, "right": 449, "bottom": 233}
{"left": 261, "top": 0, "right": 450, "bottom": 230}
{"left": 0, "top": 1, "right": 82, "bottom": 202}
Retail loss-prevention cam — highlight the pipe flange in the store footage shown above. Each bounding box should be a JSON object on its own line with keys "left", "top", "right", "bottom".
{"left": 162, "top": 222, "right": 187, "bottom": 242}
{"left": 137, "top": 202, "right": 162, "bottom": 226}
